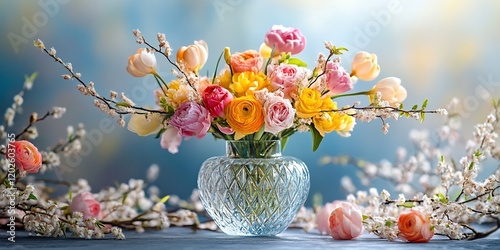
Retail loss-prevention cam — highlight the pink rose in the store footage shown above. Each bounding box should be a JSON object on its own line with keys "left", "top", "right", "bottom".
{"left": 329, "top": 202, "right": 363, "bottom": 240}
{"left": 263, "top": 95, "right": 295, "bottom": 135}
{"left": 325, "top": 61, "right": 353, "bottom": 95}
{"left": 160, "top": 125, "right": 182, "bottom": 154}
{"left": 230, "top": 50, "right": 263, "bottom": 73}
{"left": 264, "top": 25, "right": 306, "bottom": 55}
{"left": 10, "top": 140, "right": 42, "bottom": 173}
{"left": 268, "top": 64, "right": 307, "bottom": 99}
{"left": 397, "top": 210, "right": 434, "bottom": 243}
{"left": 202, "top": 85, "right": 234, "bottom": 118}
{"left": 316, "top": 201, "right": 341, "bottom": 235}
{"left": 70, "top": 192, "right": 100, "bottom": 220}
{"left": 169, "top": 101, "right": 211, "bottom": 139}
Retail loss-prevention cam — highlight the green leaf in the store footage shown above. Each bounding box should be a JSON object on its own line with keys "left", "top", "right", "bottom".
{"left": 122, "top": 193, "right": 128, "bottom": 204}
{"left": 280, "top": 136, "right": 289, "bottom": 152}
{"left": 310, "top": 125, "right": 323, "bottom": 152}
{"left": 468, "top": 162, "right": 474, "bottom": 170}
{"left": 399, "top": 103, "right": 404, "bottom": 109}
{"left": 362, "top": 214, "right": 369, "bottom": 221}
{"left": 115, "top": 102, "right": 131, "bottom": 108}
{"left": 211, "top": 51, "right": 224, "bottom": 84}
{"left": 421, "top": 98, "right": 428, "bottom": 110}
{"left": 154, "top": 128, "right": 166, "bottom": 139}
{"left": 28, "top": 193, "right": 37, "bottom": 200}
{"left": 411, "top": 104, "right": 418, "bottom": 110}
{"left": 68, "top": 189, "right": 73, "bottom": 200}
{"left": 254, "top": 124, "right": 265, "bottom": 141}
{"left": 159, "top": 195, "right": 170, "bottom": 204}
{"left": 287, "top": 58, "right": 308, "bottom": 67}
{"left": 400, "top": 201, "right": 415, "bottom": 208}
{"left": 435, "top": 193, "right": 448, "bottom": 204}
{"left": 420, "top": 111, "right": 425, "bottom": 123}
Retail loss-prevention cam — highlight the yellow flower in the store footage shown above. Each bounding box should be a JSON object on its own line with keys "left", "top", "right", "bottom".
{"left": 351, "top": 51, "right": 380, "bottom": 81}
{"left": 230, "top": 71, "right": 269, "bottom": 97}
{"left": 295, "top": 88, "right": 328, "bottom": 118}
{"left": 163, "top": 80, "right": 192, "bottom": 108}
{"left": 127, "top": 108, "right": 163, "bottom": 136}
{"left": 313, "top": 105, "right": 355, "bottom": 137}
{"left": 216, "top": 70, "right": 232, "bottom": 90}
{"left": 225, "top": 96, "right": 264, "bottom": 140}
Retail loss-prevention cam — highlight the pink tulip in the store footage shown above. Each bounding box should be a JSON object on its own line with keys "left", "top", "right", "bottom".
{"left": 325, "top": 61, "right": 353, "bottom": 95}
{"left": 160, "top": 126, "right": 182, "bottom": 154}
{"left": 328, "top": 202, "right": 363, "bottom": 240}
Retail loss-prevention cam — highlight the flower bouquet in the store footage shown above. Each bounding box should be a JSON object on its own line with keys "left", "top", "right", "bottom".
{"left": 32, "top": 24, "right": 445, "bottom": 237}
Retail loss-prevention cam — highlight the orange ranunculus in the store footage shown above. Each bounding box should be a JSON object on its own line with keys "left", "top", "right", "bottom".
{"left": 10, "top": 140, "right": 42, "bottom": 173}
{"left": 176, "top": 40, "right": 208, "bottom": 74}
{"left": 225, "top": 96, "right": 264, "bottom": 140}
{"left": 397, "top": 210, "right": 434, "bottom": 243}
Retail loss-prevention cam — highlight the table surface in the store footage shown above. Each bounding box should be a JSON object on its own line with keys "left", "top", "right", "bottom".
{"left": 2, "top": 226, "right": 500, "bottom": 250}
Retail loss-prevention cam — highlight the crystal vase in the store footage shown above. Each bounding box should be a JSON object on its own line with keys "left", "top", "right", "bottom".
{"left": 197, "top": 140, "right": 310, "bottom": 236}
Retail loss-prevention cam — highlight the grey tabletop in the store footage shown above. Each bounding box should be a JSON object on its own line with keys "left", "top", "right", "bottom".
{"left": 2, "top": 226, "right": 500, "bottom": 250}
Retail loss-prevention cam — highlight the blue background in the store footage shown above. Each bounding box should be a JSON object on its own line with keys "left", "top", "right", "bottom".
{"left": 1, "top": 0, "right": 499, "bottom": 205}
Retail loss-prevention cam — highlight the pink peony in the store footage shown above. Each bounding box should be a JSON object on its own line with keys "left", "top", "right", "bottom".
{"left": 263, "top": 95, "right": 295, "bottom": 135}
{"left": 230, "top": 50, "right": 263, "bottom": 73}
{"left": 267, "top": 64, "right": 307, "bottom": 99}
{"left": 328, "top": 202, "right": 363, "bottom": 240}
{"left": 160, "top": 125, "right": 182, "bottom": 154}
{"left": 10, "top": 140, "right": 42, "bottom": 173}
{"left": 169, "top": 101, "right": 211, "bottom": 139}
{"left": 70, "top": 192, "right": 100, "bottom": 220}
{"left": 397, "top": 210, "right": 434, "bottom": 243}
{"left": 317, "top": 201, "right": 341, "bottom": 235}
{"left": 264, "top": 25, "right": 306, "bottom": 55}
{"left": 202, "top": 85, "right": 234, "bottom": 118}
{"left": 325, "top": 61, "right": 353, "bottom": 95}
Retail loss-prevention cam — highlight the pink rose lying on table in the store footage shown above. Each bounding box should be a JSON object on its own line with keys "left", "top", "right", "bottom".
{"left": 70, "top": 192, "right": 101, "bottom": 220}
{"left": 328, "top": 201, "right": 363, "bottom": 240}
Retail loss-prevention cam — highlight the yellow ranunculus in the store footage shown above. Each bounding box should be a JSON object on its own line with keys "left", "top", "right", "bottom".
{"left": 163, "top": 80, "right": 192, "bottom": 108}
{"left": 295, "top": 88, "right": 325, "bottom": 118}
{"left": 216, "top": 70, "right": 232, "bottom": 90}
{"left": 230, "top": 71, "right": 269, "bottom": 97}
{"left": 225, "top": 96, "right": 264, "bottom": 140}
{"left": 313, "top": 108, "right": 355, "bottom": 137}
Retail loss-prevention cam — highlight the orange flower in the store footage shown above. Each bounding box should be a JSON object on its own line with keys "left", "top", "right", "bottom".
{"left": 225, "top": 96, "right": 264, "bottom": 140}
{"left": 397, "top": 210, "right": 434, "bottom": 243}
{"left": 176, "top": 40, "right": 208, "bottom": 74}
{"left": 10, "top": 140, "right": 42, "bottom": 173}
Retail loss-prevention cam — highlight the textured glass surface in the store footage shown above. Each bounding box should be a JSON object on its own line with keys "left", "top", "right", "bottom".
{"left": 198, "top": 140, "right": 310, "bottom": 236}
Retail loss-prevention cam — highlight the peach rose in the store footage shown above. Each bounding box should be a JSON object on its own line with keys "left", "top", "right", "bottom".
{"left": 397, "top": 210, "right": 434, "bottom": 243}
{"left": 351, "top": 51, "right": 380, "bottom": 81}
{"left": 126, "top": 48, "right": 157, "bottom": 77}
{"left": 328, "top": 202, "right": 363, "bottom": 240}
{"left": 369, "top": 77, "right": 407, "bottom": 106}
{"left": 176, "top": 40, "right": 208, "bottom": 74}
{"left": 70, "top": 192, "right": 100, "bottom": 220}
{"left": 317, "top": 201, "right": 341, "bottom": 235}
{"left": 230, "top": 50, "right": 263, "bottom": 73}
{"left": 10, "top": 140, "right": 42, "bottom": 173}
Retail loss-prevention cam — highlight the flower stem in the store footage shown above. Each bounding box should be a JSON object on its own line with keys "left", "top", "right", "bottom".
{"left": 331, "top": 90, "right": 372, "bottom": 100}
